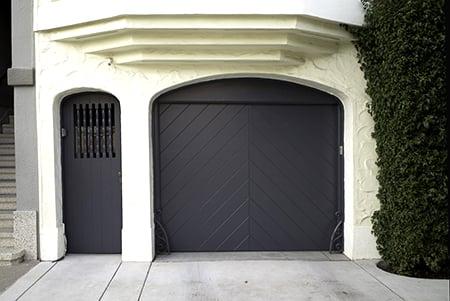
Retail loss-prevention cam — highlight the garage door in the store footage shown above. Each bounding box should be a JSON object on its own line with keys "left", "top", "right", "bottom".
{"left": 153, "top": 79, "right": 343, "bottom": 252}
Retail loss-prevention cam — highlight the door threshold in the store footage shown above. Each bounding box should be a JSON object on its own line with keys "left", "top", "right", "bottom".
{"left": 155, "top": 251, "right": 348, "bottom": 262}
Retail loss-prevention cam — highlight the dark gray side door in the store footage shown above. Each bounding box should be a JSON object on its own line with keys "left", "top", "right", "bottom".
{"left": 61, "top": 92, "right": 122, "bottom": 253}
{"left": 153, "top": 78, "right": 343, "bottom": 252}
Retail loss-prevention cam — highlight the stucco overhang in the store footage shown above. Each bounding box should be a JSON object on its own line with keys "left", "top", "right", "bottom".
{"left": 35, "top": 0, "right": 364, "bottom": 30}
{"left": 41, "top": 15, "right": 354, "bottom": 66}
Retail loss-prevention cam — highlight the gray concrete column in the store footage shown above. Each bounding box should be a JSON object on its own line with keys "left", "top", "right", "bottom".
{"left": 8, "top": 0, "right": 39, "bottom": 260}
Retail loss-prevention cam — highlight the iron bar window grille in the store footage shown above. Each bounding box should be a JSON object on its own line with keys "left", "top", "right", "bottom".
{"left": 73, "top": 102, "right": 116, "bottom": 159}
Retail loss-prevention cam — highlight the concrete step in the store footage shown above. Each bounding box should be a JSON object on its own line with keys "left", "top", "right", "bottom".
{"left": 0, "top": 142, "right": 14, "bottom": 147}
{"left": 0, "top": 220, "right": 13, "bottom": 228}
{"left": 0, "top": 195, "right": 16, "bottom": 202}
{"left": 0, "top": 212, "right": 13, "bottom": 228}
{"left": 0, "top": 231, "right": 14, "bottom": 248}
{"left": 0, "top": 114, "right": 15, "bottom": 266}
{"left": 0, "top": 221, "right": 12, "bottom": 228}
{"left": 0, "top": 150, "right": 14, "bottom": 156}
{"left": 0, "top": 203, "right": 15, "bottom": 210}
{"left": 0, "top": 197, "right": 15, "bottom": 210}
{"left": 0, "top": 149, "right": 15, "bottom": 155}
{"left": 0, "top": 227, "right": 13, "bottom": 234}
{"left": 1, "top": 125, "right": 14, "bottom": 135}
{"left": 0, "top": 150, "right": 16, "bottom": 160}
{"left": 0, "top": 230, "right": 14, "bottom": 249}
{"left": 0, "top": 152, "right": 16, "bottom": 157}
{"left": 0, "top": 237, "right": 14, "bottom": 248}
{"left": 0, "top": 186, "right": 16, "bottom": 194}
{"left": 0, "top": 143, "right": 14, "bottom": 148}
{"left": 0, "top": 137, "right": 14, "bottom": 144}
{"left": 0, "top": 181, "right": 15, "bottom": 187}
{"left": 0, "top": 168, "right": 15, "bottom": 174}
{"left": 0, "top": 174, "right": 15, "bottom": 181}
{"left": 0, "top": 160, "right": 15, "bottom": 167}
{"left": 0, "top": 248, "right": 24, "bottom": 266}
{"left": 0, "top": 114, "right": 15, "bottom": 216}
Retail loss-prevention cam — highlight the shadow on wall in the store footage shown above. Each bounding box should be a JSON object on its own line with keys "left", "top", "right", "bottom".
{"left": 0, "top": 0, "right": 13, "bottom": 118}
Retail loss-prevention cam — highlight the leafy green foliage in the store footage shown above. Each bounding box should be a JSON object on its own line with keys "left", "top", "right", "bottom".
{"left": 349, "top": 0, "right": 447, "bottom": 276}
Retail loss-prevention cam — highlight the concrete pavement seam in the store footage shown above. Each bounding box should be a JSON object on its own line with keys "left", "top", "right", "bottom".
{"left": 98, "top": 261, "right": 122, "bottom": 301}
{"left": 15, "top": 262, "right": 57, "bottom": 301}
{"left": 352, "top": 260, "right": 405, "bottom": 301}
{"left": 137, "top": 262, "right": 152, "bottom": 301}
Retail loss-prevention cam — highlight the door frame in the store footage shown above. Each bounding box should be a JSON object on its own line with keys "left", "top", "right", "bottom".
{"left": 151, "top": 78, "right": 344, "bottom": 253}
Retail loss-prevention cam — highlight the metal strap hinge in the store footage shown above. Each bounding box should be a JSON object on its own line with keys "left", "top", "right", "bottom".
{"left": 61, "top": 127, "right": 67, "bottom": 138}
{"left": 339, "top": 145, "right": 344, "bottom": 156}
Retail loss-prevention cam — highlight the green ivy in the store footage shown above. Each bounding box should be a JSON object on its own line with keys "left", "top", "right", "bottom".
{"left": 348, "top": 0, "right": 447, "bottom": 276}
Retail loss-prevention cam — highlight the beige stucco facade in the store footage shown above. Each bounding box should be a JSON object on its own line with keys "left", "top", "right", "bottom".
{"left": 33, "top": 10, "right": 379, "bottom": 261}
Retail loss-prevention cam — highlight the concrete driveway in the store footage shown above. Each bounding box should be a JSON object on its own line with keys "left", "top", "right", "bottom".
{"left": 1, "top": 252, "right": 448, "bottom": 301}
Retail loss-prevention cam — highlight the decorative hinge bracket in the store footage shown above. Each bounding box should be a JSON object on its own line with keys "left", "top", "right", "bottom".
{"left": 155, "top": 209, "right": 171, "bottom": 254}
{"left": 329, "top": 211, "right": 344, "bottom": 253}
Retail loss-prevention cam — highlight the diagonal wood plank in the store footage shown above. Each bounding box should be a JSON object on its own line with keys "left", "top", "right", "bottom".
{"left": 249, "top": 105, "right": 339, "bottom": 251}
{"left": 159, "top": 104, "right": 209, "bottom": 150}
{"left": 161, "top": 105, "right": 247, "bottom": 189}
{"left": 155, "top": 96, "right": 342, "bottom": 252}
{"left": 251, "top": 106, "right": 338, "bottom": 188}
{"left": 161, "top": 122, "right": 248, "bottom": 213}
{"left": 251, "top": 182, "right": 326, "bottom": 247}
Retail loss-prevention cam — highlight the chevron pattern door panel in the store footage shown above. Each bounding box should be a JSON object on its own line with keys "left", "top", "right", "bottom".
{"left": 156, "top": 104, "right": 250, "bottom": 251}
{"left": 153, "top": 78, "right": 342, "bottom": 252}
{"left": 248, "top": 105, "right": 339, "bottom": 250}
{"left": 155, "top": 103, "right": 340, "bottom": 252}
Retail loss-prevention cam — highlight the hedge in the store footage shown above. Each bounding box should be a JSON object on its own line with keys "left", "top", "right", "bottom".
{"left": 348, "top": 0, "right": 448, "bottom": 277}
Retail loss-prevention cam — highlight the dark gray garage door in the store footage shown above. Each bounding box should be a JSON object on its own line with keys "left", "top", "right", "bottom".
{"left": 153, "top": 79, "right": 343, "bottom": 252}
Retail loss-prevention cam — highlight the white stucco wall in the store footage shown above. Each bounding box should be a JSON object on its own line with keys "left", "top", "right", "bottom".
{"left": 34, "top": 14, "right": 379, "bottom": 261}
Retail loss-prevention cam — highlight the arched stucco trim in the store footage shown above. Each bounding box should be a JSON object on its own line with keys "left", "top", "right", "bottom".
{"left": 149, "top": 73, "right": 348, "bottom": 107}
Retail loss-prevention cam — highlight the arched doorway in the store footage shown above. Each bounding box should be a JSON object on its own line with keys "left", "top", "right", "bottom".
{"left": 152, "top": 78, "right": 344, "bottom": 252}
{"left": 61, "top": 92, "right": 122, "bottom": 253}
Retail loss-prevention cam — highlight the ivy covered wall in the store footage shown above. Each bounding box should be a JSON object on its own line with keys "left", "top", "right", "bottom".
{"left": 349, "top": 0, "right": 447, "bottom": 276}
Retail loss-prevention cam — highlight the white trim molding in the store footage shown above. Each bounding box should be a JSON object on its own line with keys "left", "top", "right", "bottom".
{"left": 39, "top": 15, "right": 353, "bottom": 66}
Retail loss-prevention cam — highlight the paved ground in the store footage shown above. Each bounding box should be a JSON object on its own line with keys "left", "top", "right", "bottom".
{"left": 0, "top": 261, "right": 38, "bottom": 293}
{"left": 0, "top": 252, "right": 448, "bottom": 301}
